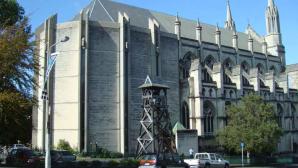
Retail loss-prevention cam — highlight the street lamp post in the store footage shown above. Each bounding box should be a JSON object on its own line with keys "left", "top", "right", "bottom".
{"left": 42, "top": 36, "right": 69, "bottom": 168}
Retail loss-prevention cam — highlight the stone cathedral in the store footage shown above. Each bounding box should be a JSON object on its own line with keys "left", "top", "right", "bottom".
{"left": 33, "top": 0, "right": 298, "bottom": 154}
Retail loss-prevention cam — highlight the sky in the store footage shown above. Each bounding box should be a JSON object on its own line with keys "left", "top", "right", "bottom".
{"left": 18, "top": 0, "right": 297, "bottom": 65}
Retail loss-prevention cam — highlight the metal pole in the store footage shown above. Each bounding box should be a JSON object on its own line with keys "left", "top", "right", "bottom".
{"left": 45, "top": 50, "right": 51, "bottom": 168}
{"left": 44, "top": 36, "right": 69, "bottom": 168}
{"left": 241, "top": 145, "right": 244, "bottom": 167}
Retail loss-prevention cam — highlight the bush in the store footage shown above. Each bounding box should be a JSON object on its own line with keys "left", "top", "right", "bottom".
{"left": 77, "top": 161, "right": 89, "bottom": 168}
{"left": 107, "top": 160, "right": 119, "bottom": 167}
{"left": 56, "top": 139, "right": 75, "bottom": 154}
{"left": 94, "top": 147, "right": 123, "bottom": 158}
{"left": 119, "top": 159, "right": 139, "bottom": 168}
{"left": 89, "top": 160, "right": 102, "bottom": 167}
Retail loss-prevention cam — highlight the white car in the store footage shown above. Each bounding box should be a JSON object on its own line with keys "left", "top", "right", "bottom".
{"left": 195, "top": 153, "right": 229, "bottom": 168}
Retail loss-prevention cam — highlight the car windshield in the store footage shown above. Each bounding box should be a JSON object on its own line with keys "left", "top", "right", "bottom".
{"left": 161, "top": 153, "right": 181, "bottom": 162}
{"left": 15, "top": 144, "right": 24, "bottom": 147}
{"left": 216, "top": 154, "right": 223, "bottom": 160}
{"left": 142, "top": 154, "right": 157, "bottom": 160}
{"left": 61, "top": 151, "right": 72, "bottom": 156}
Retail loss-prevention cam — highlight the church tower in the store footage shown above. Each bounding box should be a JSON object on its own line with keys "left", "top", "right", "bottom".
{"left": 224, "top": 0, "right": 236, "bottom": 31}
{"left": 266, "top": 0, "right": 280, "bottom": 35}
{"left": 265, "top": 0, "right": 285, "bottom": 67}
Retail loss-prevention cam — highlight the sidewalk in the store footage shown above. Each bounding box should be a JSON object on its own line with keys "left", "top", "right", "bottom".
{"left": 231, "top": 163, "right": 298, "bottom": 168}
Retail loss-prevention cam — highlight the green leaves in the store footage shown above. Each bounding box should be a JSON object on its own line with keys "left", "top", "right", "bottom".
{"left": 0, "top": 0, "right": 24, "bottom": 28}
{"left": 0, "top": 0, "right": 36, "bottom": 145}
{"left": 0, "top": 91, "right": 33, "bottom": 144}
{"left": 217, "top": 94, "right": 282, "bottom": 155}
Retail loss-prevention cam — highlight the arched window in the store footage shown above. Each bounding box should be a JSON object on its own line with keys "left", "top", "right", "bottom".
{"left": 223, "top": 58, "right": 234, "bottom": 71}
{"left": 257, "top": 63, "right": 265, "bottom": 74}
{"left": 180, "top": 52, "right": 194, "bottom": 79}
{"left": 181, "top": 102, "right": 190, "bottom": 129}
{"left": 202, "top": 69, "right": 213, "bottom": 83}
{"left": 225, "top": 101, "right": 231, "bottom": 126}
{"left": 209, "top": 88, "right": 213, "bottom": 97}
{"left": 204, "top": 55, "right": 216, "bottom": 70}
{"left": 292, "top": 104, "right": 296, "bottom": 129}
{"left": 229, "top": 90, "right": 234, "bottom": 98}
{"left": 277, "top": 103, "right": 283, "bottom": 127}
{"left": 203, "top": 101, "right": 215, "bottom": 135}
{"left": 270, "top": 65, "right": 277, "bottom": 75}
{"left": 241, "top": 61, "right": 250, "bottom": 73}
{"left": 202, "top": 88, "right": 206, "bottom": 96}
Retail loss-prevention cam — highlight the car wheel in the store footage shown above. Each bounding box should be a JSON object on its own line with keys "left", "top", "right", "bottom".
{"left": 224, "top": 164, "right": 229, "bottom": 168}
{"left": 205, "top": 163, "right": 211, "bottom": 168}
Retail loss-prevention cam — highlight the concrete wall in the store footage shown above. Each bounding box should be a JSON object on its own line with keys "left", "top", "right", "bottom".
{"left": 52, "top": 21, "right": 81, "bottom": 149}
{"left": 87, "top": 22, "right": 120, "bottom": 152}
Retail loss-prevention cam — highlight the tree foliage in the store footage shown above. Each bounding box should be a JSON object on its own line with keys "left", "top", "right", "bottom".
{"left": 0, "top": 0, "right": 36, "bottom": 145}
{"left": 217, "top": 94, "right": 282, "bottom": 155}
{"left": 0, "top": 91, "right": 32, "bottom": 144}
{"left": 0, "top": 0, "right": 24, "bottom": 28}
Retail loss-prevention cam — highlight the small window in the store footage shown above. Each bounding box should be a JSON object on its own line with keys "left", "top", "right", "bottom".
{"left": 216, "top": 154, "right": 222, "bottom": 160}
{"left": 210, "top": 154, "right": 216, "bottom": 160}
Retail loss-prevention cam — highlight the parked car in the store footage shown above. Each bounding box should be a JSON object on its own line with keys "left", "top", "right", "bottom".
{"left": 184, "top": 155, "right": 200, "bottom": 168}
{"left": 11, "top": 144, "right": 26, "bottom": 149}
{"left": 139, "top": 153, "right": 189, "bottom": 168}
{"left": 5, "top": 148, "right": 40, "bottom": 167}
{"left": 195, "top": 153, "right": 229, "bottom": 168}
{"left": 51, "top": 150, "right": 76, "bottom": 163}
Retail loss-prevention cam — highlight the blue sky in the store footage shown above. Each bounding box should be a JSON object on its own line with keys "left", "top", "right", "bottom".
{"left": 18, "top": 0, "right": 297, "bottom": 65}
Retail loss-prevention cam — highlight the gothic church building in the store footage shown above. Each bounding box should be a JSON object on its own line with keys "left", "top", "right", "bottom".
{"left": 33, "top": 0, "right": 298, "bottom": 154}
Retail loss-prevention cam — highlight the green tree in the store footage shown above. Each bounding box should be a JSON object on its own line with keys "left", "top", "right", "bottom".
{"left": 217, "top": 94, "right": 282, "bottom": 155}
{"left": 0, "top": 0, "right": 36, "bottom": 144}
{"left": 0, "top": 91, "right": 32, "bottom": 144}
{"left": 0, "top": 0, "right": 24, "bottom": 28}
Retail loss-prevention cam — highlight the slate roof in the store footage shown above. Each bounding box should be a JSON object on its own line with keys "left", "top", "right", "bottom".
{"left": 73, "top": 0, "right": 264, "bottom": 53}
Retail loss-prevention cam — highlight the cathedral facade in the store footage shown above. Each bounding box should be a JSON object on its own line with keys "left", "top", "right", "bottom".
{"left": 33, "top": 0, "right": 298, "bottom": 154}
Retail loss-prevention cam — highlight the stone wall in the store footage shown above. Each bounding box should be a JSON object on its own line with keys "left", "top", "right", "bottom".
{"left": 87, "top": 22, "right": 120, "bottom": 152}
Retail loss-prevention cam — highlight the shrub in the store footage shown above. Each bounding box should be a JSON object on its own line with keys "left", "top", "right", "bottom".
{"left": 107, "top": 160, "right": 119, "bottom": 167}
{"left": 56, "top": 139, "right": 75, "bottom": 154}
{"left": 89, "top": 160, "right": 102, "bottom": 168}
{"left": 119, "top": 159, "right": 139, "bottom": 168}
{"left": 77, "top": 161, "right": 89, "bottom": 168}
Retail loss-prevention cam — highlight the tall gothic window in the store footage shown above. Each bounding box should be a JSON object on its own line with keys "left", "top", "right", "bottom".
{"left": 180, "top": 52, "right": 193, "bottom": 79}
{"left": 225, "top": 101, "right": 231, "bottom": 126}
{"left": 203, "top": 101, "right": 215, "bottom": 135}
{"left": 277, "top": 103, "right": 283, "bottom": 127}
{"left": 257, "top": 63, "right": 265, "bottom": 74}
{"left": 241, "top": 61, "right": 250, "bottom": 73}
{"left": 270, "top": 65, "right": 277, "bottom": 75}
{"left": 223, "top": 58, "right": 234, "bottom": 71}
{"left": 292, "top": 104, "right": 296, "bottom": 129}
{"left": 204, "top": 55, "right": 216, "bottom": 70}
{"left": 181, "top": 102, "right": 190, "bottom": 129}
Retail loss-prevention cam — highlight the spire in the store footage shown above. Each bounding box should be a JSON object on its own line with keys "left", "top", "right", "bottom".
{"left": 196, "top": 18, "right": 202, "bottom": 44}
{"left": 174, "top": 12, "right": 181, "bottom": 38}
{"left": 266, "top": 0, "right": 280, "bottom": 34}
{"left": 224, "top": 0, "right": 236, "bottom": 31}
{"left": 175, "top": 12, "right": 181, "bottom": 24}
{"left": 196, "top": 18, "right": 201, "bottom": 28}
{"left": 268, "top": 0, "right": 275, "bottom": 7}
{"left": 216, "top": 23, "right": 220, "bottom": 32}
{"left": 215, "top": 23, "right": 221, "bottom": 47}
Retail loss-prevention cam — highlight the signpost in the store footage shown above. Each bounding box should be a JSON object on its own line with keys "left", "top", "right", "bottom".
{"left": 240, "top": 142, "right": 244, "bottom": 167}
